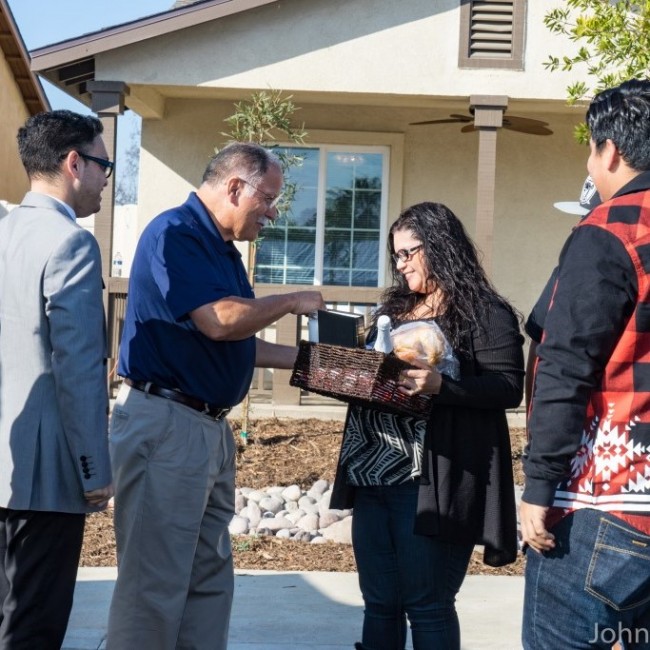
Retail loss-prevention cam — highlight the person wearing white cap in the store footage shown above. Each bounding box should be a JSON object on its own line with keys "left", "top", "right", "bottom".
{"left": 524, "top": 177, "right": 601, "bottom": 413}
{"left": 552, "top": 175, "right": 601, "bottom": 217}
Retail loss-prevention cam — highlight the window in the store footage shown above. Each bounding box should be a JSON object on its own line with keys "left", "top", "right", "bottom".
{"left": 458, "top": 0, "right": 526, "bottom": 70}
{"left": 255, "top": 144, "right": 389, "bottom": 287}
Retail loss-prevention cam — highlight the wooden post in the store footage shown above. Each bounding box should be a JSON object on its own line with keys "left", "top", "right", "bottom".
{"left": 469, "top": 95, "right": 508, "bottom": 276}
{"left": 87, "top": 81, "right": 129, "bottom": 389}
{"left": 87, "top": 81, "right": 129, "bottom": 282}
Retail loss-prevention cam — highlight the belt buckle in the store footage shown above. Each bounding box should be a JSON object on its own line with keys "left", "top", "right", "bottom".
{"left": 214, "top": 407, "right": 230, "bottom": 421}
{"left": 202, "top": 404, "right": 230, "bottom": 421}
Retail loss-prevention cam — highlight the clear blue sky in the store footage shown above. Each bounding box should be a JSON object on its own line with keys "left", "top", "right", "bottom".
{"left": 7, "top": 0, "right": 175, "bottom": 167}
{"left": 7, "top": 0, "right": 173, "bottom": 110}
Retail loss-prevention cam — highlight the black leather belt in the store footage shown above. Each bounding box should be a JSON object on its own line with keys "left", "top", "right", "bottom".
{"left": 124, "top": 379, "right": 231, "bottom": 420}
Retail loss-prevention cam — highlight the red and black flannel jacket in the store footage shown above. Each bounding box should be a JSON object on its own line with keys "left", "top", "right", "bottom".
{"left": 525, "top": 171, "right": 650, "bottom": 534}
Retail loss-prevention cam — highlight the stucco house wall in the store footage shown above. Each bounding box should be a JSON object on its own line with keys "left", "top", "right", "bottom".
{"left": 133, "top": 97, "right": 586, "bottom": 318}
{"left": 97, "top": 0, "right": 577, "bottom": 101}
{"left": 31, "top": 0, "right": 594, "bottom": 322}
{"left": 80, "top": 0, "right": 588, "bottom": 317}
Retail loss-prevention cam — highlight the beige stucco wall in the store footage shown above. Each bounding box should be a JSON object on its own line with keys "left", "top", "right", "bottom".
{"left": 89, "top": 0, "right": 597, "bottom": 325}
{"left": 401, "top": 111, "right": 588, "bottom": 317}
{"left": 98, "top": 0, "right": 580, "bottom": 103}
{"left": 133, "top": 96, "right": 587, "bottom": 320}
{"left": 0, "top": 51, "right": 30, "bottom": 204}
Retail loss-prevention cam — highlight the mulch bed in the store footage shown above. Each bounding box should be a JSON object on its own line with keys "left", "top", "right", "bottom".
{"left": 81, "top": 418, "right": 528, "bottom": 576}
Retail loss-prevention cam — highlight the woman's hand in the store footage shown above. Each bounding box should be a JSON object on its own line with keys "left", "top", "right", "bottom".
{"left": 398, "top": 359, "right": 442, "bottom": 396}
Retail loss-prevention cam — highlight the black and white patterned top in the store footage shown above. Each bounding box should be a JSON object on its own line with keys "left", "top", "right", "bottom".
{"left": 341, "top": 404, "right": 426, "bottom": 486}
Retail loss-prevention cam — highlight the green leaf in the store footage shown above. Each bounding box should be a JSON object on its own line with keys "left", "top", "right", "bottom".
{"left": 574, "top": 122, "right": 590, "bottom": 145}
{"left": 545, "top": 0, "right": 650, "bottom": 136}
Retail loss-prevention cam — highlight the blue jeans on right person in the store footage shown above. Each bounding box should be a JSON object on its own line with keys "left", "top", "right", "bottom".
{"left": 523, "top": 508, "right": 650, "bottom": 649}
{"left": 351, "top": 482, "right": 474, "bottom": 650}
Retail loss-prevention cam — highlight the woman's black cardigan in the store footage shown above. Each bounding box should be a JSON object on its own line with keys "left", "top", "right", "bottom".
{"left": 330, "top": 299, "right": 525, "bottom": 567}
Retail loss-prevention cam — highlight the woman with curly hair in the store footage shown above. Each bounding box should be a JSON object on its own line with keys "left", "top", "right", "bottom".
{"left": 330, "top": 201, "right": 525, "bottom": 650}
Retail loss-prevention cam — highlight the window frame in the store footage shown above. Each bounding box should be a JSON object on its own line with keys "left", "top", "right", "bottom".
{"left": 257, "top": 130, "right": 404, "bottom": 288}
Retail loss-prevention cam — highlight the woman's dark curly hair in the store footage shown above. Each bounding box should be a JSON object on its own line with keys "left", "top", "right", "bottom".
{"left": 374, "top": 202, "right": 514, "bottom": 349}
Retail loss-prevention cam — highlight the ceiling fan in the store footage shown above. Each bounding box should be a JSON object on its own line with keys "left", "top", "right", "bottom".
{"left": 411, "top": 112, "right": 553, "bottom": 136}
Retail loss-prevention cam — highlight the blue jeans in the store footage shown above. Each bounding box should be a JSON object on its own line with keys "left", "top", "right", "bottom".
{"left": 523, "top": 509, "right": 650, "bottom": 649}
{"left": 351, "top": 482, "right": 474, "bottom": 650}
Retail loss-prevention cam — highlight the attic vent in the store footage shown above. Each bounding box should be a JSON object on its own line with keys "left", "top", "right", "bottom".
{"left": 470, "top": 1, "right": 514, "bottom": 59}
{"left": 459, "top": 0, "right": 526, "bottom": 70}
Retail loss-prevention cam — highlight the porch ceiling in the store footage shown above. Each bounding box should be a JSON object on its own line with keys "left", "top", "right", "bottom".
{"left": 27, "top": 68, "right": 576, "bottom": 126}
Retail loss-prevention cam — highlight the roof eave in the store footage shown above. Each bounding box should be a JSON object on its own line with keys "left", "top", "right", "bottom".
{"left": 0, "top": 0, "right": 49, "bottom": 114}
{"left": 30, "top": 0, "right": 280, "bottom": 72}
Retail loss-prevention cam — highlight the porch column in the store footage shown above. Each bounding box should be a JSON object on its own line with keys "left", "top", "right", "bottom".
{"left": 469, "top": 95, "right": 507, "bottom": 276}
{"left": 87, "top": 81, "right": 129, "bottom": 281}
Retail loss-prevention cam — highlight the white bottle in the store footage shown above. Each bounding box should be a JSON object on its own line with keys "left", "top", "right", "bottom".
{"left": 112, "top": 251, "right": 123, "bottom": 277}
{"left": 373, "top": 315, "right": 393, "bottom": 353}
{"left": 308, "top": 312, "right": 319, "bottom": 342}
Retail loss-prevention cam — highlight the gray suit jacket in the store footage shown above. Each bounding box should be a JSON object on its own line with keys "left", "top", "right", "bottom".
{"left": 0, "top": 192, "right": 111, "bottom": 513}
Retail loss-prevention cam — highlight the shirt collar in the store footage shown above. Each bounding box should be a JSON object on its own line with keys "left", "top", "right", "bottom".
{"left": 186, "top": 192, "right": 241, "bottom": 257}
{"left": 612, "top": 170, "right": 650, "bottom": 201}
{"left": 46, "top": 195, "right": 76, "bottom": 221}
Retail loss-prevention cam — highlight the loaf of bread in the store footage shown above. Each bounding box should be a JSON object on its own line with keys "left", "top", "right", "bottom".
{"left": 391, "top": 322, "right": 446, "bottom": 366}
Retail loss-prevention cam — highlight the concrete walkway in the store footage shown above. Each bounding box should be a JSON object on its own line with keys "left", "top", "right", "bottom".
{"left": 63, "top": 568, "right": 524, "bottom": 650}
{"left": 77, "top": 406, "right": 527, "bottom": 648}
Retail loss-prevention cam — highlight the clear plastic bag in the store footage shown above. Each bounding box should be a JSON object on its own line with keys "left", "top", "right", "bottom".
{"left": 390, "top": 320, "right": 460, "bottom": 380}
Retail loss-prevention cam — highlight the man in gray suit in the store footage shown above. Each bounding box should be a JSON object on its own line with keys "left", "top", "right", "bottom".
{"left": 0, "top": 110, "right": 113, "bottom": 649}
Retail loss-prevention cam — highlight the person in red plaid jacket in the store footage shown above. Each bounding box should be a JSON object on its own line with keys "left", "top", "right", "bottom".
{"left": 521, "top": 79, "right": 650, "bottom": 649}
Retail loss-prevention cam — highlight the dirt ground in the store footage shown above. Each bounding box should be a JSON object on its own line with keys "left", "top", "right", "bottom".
{"left": 81, "top": 418, "right": 527, "bottom": 575}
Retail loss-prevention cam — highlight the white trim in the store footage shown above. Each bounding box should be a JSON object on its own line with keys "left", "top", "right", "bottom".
{"left": 555, "top": 491, "right": 650, "bottom": 504}
{"left": 314, "top": 147, "right": 327, "bottom": 286}
{"left": 553, "top": 493, "right": 650, "bottom": 512}
{"left": 554, "top": 501, "right": 650, "bottom": 513}
{"left": 262, "top": 135, "right": 399, "bottom": 289}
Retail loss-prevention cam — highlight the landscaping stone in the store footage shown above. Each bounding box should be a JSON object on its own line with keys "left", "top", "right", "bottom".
{"left": 231, "top": 480, "right": 523, "bottom": 547}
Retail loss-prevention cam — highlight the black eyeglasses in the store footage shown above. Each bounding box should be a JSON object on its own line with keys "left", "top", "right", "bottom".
{"left": 240, "top": 178, "right": 282, "bottom": 209}
{"left": 79, "top": 152, "right": 114, "bottom": 179}
{"left": 392, "top": 244, "right": 423, "bottom": 264}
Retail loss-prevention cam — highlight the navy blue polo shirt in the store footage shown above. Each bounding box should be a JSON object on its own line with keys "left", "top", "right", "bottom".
{"left": 118, "top": 192, "right": 256, "bottom": 406}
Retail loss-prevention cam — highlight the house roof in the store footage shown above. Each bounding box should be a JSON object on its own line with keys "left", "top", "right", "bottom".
{"left": 29, "top": 0, "right": 279, "bottom": 105}
{"left": 172, "top": 0, "right": 204, "bottom": 7}
{"left": 0, "top": 0, "right": 49, "bottom": 114}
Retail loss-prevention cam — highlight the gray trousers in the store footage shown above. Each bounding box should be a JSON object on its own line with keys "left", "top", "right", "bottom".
{"left": 106, "top": 385, "right": 236, "bottom": 650}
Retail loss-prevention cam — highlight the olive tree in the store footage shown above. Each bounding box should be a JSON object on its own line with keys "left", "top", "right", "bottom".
{"left": 545, "top": 0, "right": 650, "bottom": 142}
{"left": 218, "top": 90, "right": 307, "bottom": 441}
{"left": 219, "top": 89, "right": 306, "bottom": 213}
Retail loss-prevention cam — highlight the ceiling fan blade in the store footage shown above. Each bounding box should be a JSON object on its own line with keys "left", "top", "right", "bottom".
{"left": 503, "top": 122, "right": 553, "bottom": 136}
{"left": 504, "top": 115, "right": 550, "bottom": 128}
{"left": 410, "top": 118, "right": 464, "bottom": 125}
{"left": 502, "top": 115, "right": 553, "bottom": 135}
{"left": 409, "top": 113, "right": 473, "bottom": 126}
{"left": 507, "top": 124, "right": 554, "bottom": 136}
{"left": 411, "top": 112, "right": 553, "bottom": 135}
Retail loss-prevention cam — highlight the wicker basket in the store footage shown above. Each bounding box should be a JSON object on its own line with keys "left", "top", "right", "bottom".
{"left": 290, "top": 341, "right": 432, "bottom": 417}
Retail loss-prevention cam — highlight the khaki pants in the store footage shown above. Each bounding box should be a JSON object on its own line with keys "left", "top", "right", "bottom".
{"left": 106, "top": 385, "right": 235, "bottom": 650}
